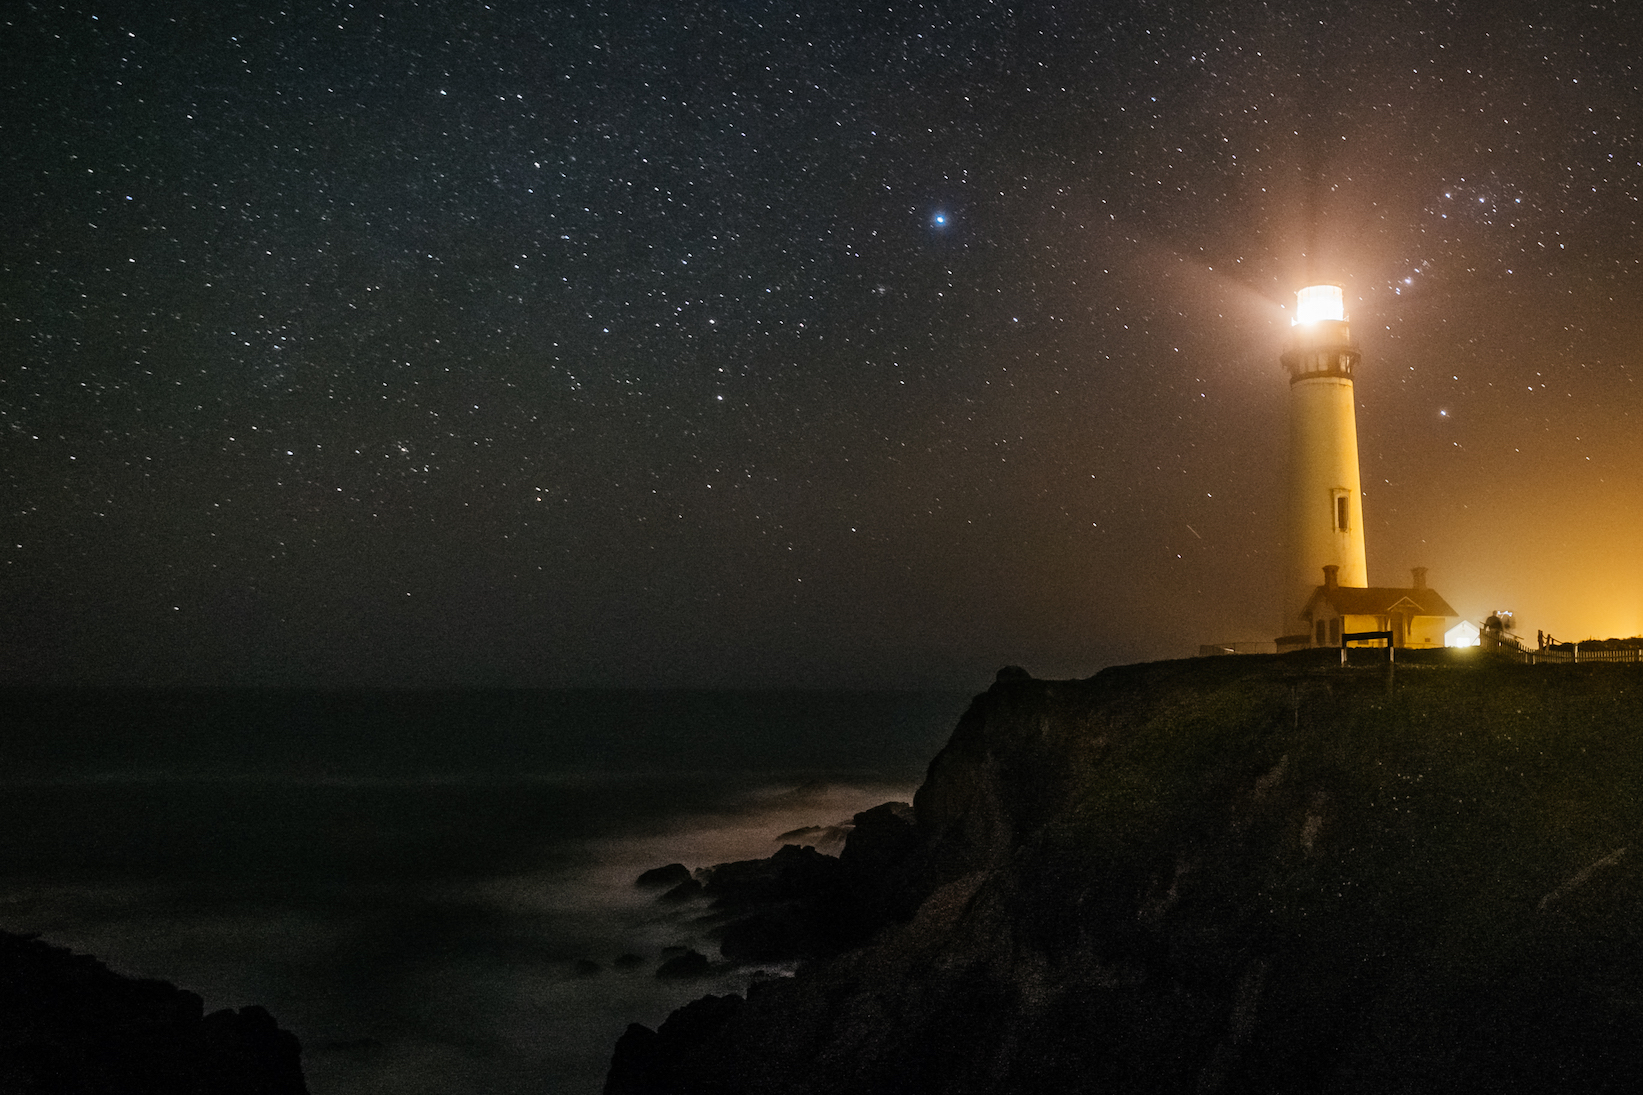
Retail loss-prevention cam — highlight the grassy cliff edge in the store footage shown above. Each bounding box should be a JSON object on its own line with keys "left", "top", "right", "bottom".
{"left": 608, "top": 650, "right": 1643, "bottom": 1094}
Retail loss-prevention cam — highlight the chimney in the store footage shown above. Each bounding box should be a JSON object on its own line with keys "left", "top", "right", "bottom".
{"left": 1322, "top": 565, "right": 1339, "bottom": 591}
{"left": 1411, "top": 566, "right": 1428, "bottom": 590}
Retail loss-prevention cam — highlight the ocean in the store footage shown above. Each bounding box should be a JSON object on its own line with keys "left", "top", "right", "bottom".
{"left": 0, "top": 688, "right": 972, "bottom": 1094}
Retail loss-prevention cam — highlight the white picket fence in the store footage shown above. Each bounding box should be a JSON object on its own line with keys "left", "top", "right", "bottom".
{"left": 1506, "top": 645, "right": 1643, "bottom": 665}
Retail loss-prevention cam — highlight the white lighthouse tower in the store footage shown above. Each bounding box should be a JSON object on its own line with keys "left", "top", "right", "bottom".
{"left": 1280, "top": 284, "right": 1369, "bottom": 639}
{"left": 1200, "top": 281, "right": 1460, "bottom": 657}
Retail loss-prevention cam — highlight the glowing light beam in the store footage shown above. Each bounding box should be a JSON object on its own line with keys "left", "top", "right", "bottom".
{"left": 1294, "top": 284, "right": 1345, "bottom": 325}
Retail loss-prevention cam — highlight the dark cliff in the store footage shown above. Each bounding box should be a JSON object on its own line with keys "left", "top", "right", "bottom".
{"left": 609, "top": 651, "right": 1643, "bottom": 1094}
{"left": 0, "top": 929, "right": 307, "bottom": 1094}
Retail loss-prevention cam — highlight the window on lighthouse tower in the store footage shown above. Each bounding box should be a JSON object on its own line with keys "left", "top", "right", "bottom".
{"left": 1331, "top": 489, "right": 1350, "bottom": 531}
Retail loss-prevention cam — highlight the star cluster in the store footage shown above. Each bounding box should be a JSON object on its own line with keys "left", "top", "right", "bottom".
{"left": 4, "top": 1, "right": 1642, "bottom": 686}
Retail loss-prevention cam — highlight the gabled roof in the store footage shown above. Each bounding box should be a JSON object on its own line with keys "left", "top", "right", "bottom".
{"left": 1304, "top": 585, "right": 1458, "bottom": 618}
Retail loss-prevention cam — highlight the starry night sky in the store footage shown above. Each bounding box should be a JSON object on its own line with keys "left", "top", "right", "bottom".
{"left": 5, "top": 1, "right": 1642, "bottom": 688}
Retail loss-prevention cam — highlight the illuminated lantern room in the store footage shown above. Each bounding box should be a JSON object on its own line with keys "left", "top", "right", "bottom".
{"left": 1281, "top": 284, "right": 1358, "bottom": 381}
{"left": 1293, "top": 283, "right": 1345, "bottom": 325}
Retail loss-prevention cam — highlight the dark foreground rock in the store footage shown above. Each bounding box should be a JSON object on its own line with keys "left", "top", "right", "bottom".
{"left": 0, "top": 929, "right": 307, "bottom": 1094}
{"left": 655, "top": 950, "right": 713, "bottom": 980}
{"left": 635, "top": 863, "right": 692, "bottom": 890}
{"left": 606, "top": 996, "right": 743, "bottom": 1095}
{"left": 609, "top": 650, "right": 1643, "bottom": 1094}
{"left": 632, "top": 803, "right": 927, "bottom": 968}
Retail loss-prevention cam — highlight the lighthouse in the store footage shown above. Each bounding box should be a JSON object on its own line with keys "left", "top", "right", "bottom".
{"left": 1202, "top": 282, "right": 1460, "bottom": 657}
{"left": 1280, "top": 284, "right": 1368, "bottom": 638}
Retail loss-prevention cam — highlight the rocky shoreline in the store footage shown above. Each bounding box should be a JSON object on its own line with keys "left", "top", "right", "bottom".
{"left": 607, "top": 653, "right": 1643, "bottom": 1093}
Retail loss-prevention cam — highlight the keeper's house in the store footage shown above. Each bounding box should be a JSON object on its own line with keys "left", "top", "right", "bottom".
{"left": 1284, "top": 565, "right": 1458, "bottom": 651}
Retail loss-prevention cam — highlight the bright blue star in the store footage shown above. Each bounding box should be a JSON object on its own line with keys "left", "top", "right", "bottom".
{"left": 931, "top": 211, "right": 948, "bottom": 228}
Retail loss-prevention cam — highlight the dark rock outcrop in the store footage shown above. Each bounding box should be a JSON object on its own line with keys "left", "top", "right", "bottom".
{"left": 706, "top": 844, "right": 849, "bottom": 963}
{"left": 836, "top": 801, "right": 922, "bottom": 924}
{"left": 605, "top": 995, "right": 743, "bottom": 1095}
{"left": 655, "top": 950, "right": 712, "bottom": 980}
{"left": 657, "top": 878, "right": 705, "bottom": 903}
{"left": 0, "top": 929, "right": 307, "bottom": 1094}
{"left": 635, "top": 827, "right": 921, "bottom": 969}
{"left": 635, "top": 863, "right": 692, "bottom": 890}
{"left": 608, "top": 650, "right": 1643, "bottom": 1094}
